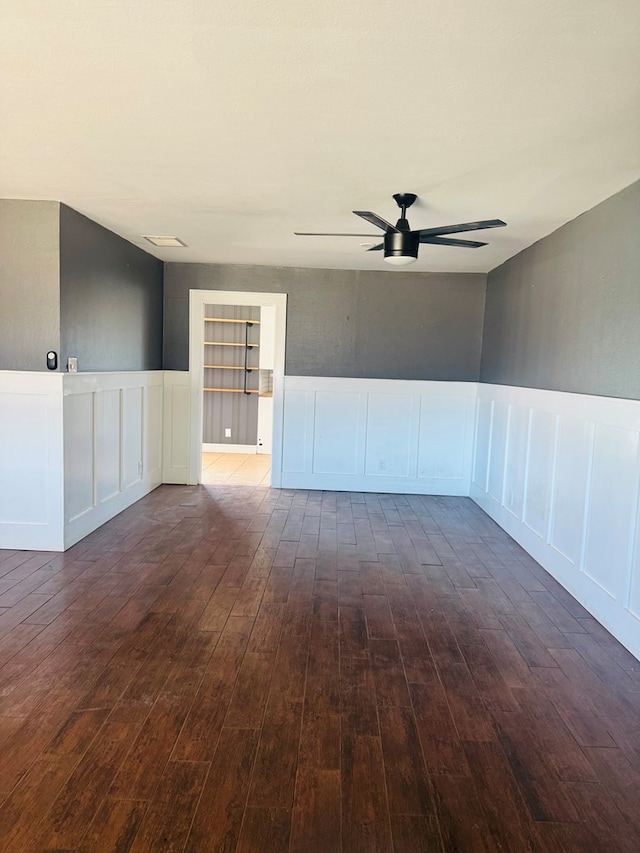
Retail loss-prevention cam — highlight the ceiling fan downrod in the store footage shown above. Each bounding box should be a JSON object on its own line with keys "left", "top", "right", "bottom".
{"left": 392, "top": 193, "right": 417, "bottom": 231}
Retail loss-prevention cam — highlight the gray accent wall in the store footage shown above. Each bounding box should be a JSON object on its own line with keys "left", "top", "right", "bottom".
{"left": 0, "top": 200, "right": 60, "bottom": 371}
{"left": 59, "top": 205, "right": 163, "bottom": 372}
{"left": 164, "top": 264, "right": 487, "bottom": 380}
{"left": 481, "top": 181, "right": 640, "bottom": 399}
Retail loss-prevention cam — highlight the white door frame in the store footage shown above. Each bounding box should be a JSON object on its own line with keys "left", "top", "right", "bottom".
{"left": 188, "top": 289, "right": 287, "bottom": 486}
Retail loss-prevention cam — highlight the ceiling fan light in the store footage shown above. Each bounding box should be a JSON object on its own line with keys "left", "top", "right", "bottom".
{"left": 383, "top": 230, "right": 419, "bottom": 266}
{"left": 384, "top": 255, "right": 417, "bottom": 266}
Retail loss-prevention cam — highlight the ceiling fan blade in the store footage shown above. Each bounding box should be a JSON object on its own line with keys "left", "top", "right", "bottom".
{"left": 419, "top": 235, "right": 487, "bottom": 248}
{"left": 415, "top": 219, "right": 506, "bottom": 238}
{"left": 366, "top": 243, "right": 384, "bottom": 252}
{"left": 294, "top": 232, "right": 381, "bottom": 237}
{"left": 353, "top": 211, "right": 400, "bottom": 233}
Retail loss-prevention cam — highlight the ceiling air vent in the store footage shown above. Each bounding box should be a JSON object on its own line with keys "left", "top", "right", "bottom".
{"left": 142, "top": 235, "right": 187, "bottom": 247}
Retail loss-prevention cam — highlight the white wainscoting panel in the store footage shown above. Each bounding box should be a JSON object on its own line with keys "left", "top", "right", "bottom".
{"left": 549, "top": 415, "right": 591, "bottom": 566}
{"left": 522, "top": 408, "right": 556, "bottom": 540}
{"left": 487, "top": 400, "right": 508, "bottom": 502}
{"left": 314, "top": 391, "right": 363, "bottom": 475}
{"left": 281, "top": 377, "right": 476, "bottom": 495}
{"left": 64, "top": 391, "right": 95, "bottom": 523}
{"left": 471, "top": 384, "right": 640, "bottom": 660}
{"left": 121, "top": 386, "right": 143, "bottom": 489}
{"left": 583, "top": 423, "right": 639, "bottom": 600}
{"left": 282, "top": 389, "right": 312, "bottom": 475}
{"left": 418, "top": 396, "right": 469, "bottom": 481}
{"left": 0, "top": 371, "right": 64, "bottom": 551}
{"left": 144, "top": 381, "right": 163, "bottom": 484}
{"left": 366, "top": 392, "right": 417, "bottom": 478}
{"left": 504, "top": 403, "right": 529, "bottom": 520}
{"left": 96, "top": 388, "right": 121, "bottom": 504}
{"left": 63, "top": 372, "right": 163, "bottom": 549}
{"left": 162, "top": 371, "right": 191, "bottom": 484}
{"left": 632, "top": 520, "right": 640, "bottom": 621}
{"left": 473, "top": 396, "right": 492, "bottom": 491}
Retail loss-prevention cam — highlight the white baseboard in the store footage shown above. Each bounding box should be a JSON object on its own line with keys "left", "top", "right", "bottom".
{"left": 281, "top": 472, "right": 469, "bottom": 496}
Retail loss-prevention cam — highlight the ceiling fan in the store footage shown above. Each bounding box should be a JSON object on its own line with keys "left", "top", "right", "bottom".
{"left": 295, "top": 193, "right": 506, "bottom": 266}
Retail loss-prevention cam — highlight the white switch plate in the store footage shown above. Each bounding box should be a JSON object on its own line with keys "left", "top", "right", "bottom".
{"left": 67, "top": 357, "right": 78, "bottom": 373}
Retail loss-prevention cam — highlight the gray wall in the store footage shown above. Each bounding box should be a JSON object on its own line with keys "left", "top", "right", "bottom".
{"left": 0, "top": 200, "right": 60, "bottom": 371}
{"left": 481, "top": 181, "right": 640, "bottom": 399}
{"left": 164, "top": 264, "right": 487, "bottom": 380}
{"left": 60, "top": 205, "right": 163, "bottom": 372}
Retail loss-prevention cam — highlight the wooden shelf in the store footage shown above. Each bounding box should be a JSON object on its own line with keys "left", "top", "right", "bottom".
{"left": 204, "top": 341, "right": 259, "bottom": 347}
{"left": 204, "top": 388, "right": 259, "bottom": 394}
{"left": 204, "top": 365, "right": 247, "bottom": 370}
{"left": 203, "top": 316, "right": 260, "bottom": 399}
{"left": 205, "top": 318, "right": 260, "bottom": 324}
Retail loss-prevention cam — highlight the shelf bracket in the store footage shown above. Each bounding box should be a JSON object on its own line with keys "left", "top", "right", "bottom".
{"left": 244, "top": 322, "right": 254, "bottom": 394}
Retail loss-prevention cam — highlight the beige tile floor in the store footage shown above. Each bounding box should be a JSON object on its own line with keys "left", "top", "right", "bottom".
{"left": 201, "top": 452, "right": 271, "bottom": 486}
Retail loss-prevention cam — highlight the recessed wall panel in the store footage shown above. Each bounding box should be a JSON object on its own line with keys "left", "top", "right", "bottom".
{"left": 473, "top": 397, "right": 492, "bottom": 490}
{"left": 313, "top": 392, "right": 360, "bottom": 475}
{"left": 503, "top": 404, "right": 529, "bottom": 519}
{"left": 419, "top": 397, "right": 468, "bottom": 480}
{"left": 282, "top": 390, "right": 310, "bottom": 474}
{"left": 64, "top": 391, "right": 94, "bottom": 522}
{"left": 365, "top": 393, "right": 415, "bottom": 477}
{"left": 144, "top": 383, "right": 163, "bottom": 475}
{"left": 96, "top": 389, "right": 121, "bottom": 503}
{"left": 583, "top": 423, "right": 639, "bottom": 599}
{"left": 487, "top": 401, "right": 508, "bottom": 502}
{"left": 523, "top": 409, "right": 556, "bottom": 539}
{"left": 122, "top": 386, "right": 143, "bottom": 488}
{"left": 550, "top": 415, "right": 591, "bottom": 564}
{"left": 630, "top": 532, "right": 640, "bottom": 619}
{"left": 169, "top": 383, "right": 190, "bottom": 471}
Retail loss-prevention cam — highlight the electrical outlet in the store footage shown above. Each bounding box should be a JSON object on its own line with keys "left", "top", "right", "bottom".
{"left": 225, "top": 428, "right": 232, "bottom": 438}
{"left": 378, "top": 459, "right": 386, "bottom": 472}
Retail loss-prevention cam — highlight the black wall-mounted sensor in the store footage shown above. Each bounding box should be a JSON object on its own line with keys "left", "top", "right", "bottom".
{"left": 46, "top": 351, "right": 58, "bottom": 370}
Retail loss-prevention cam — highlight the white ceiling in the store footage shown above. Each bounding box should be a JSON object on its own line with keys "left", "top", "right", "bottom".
{"left": 1, "top": 0, "right": 639, "bottom": 273}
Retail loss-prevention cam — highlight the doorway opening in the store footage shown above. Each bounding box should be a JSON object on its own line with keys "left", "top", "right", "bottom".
{"left": 188, "top": 290, "right": 287, "bottom": 487}
{"left": 201, "top": 451, "right": 271, "bottom": 486}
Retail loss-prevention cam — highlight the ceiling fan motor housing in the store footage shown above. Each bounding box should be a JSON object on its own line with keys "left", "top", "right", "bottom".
{"left": 384, "top": 230, "right": 419, "bottom": 261}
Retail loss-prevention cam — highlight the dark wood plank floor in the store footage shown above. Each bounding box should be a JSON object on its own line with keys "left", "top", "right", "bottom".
{"left": 0, "top": 485, "right": 639, "bottom": 852}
